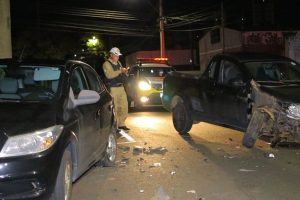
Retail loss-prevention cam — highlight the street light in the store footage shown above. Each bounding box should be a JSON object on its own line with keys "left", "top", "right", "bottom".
{"left": 87, "top": 36, "right": 99, "bottom": 47}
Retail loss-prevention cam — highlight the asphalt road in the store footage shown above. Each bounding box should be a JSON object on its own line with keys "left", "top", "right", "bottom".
{"left": 72, "top": 108, "right": 300, "bottom": 200}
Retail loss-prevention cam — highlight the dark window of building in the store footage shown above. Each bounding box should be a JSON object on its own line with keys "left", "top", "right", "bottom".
{"left": 210, "top": 29, "right": 221, "bottom": 44}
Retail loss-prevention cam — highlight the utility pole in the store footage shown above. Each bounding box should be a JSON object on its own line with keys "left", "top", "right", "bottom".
{"left": 221, "top": 0, "right": 225, "bottom": 53}
{"left": 159, "top": 0, "right": 166, "bottom": 58}
{"left": 0, "top": 0, "right": 12, "bottom": 58}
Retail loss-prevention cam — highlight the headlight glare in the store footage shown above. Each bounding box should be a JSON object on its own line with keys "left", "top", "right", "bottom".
{"left": 138, "top": 81, "right": 151, "bottom": 91}
{"left": 0, "top": 125, "right": 63, "bottom": 158}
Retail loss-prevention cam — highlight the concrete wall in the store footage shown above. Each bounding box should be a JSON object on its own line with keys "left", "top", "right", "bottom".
{"left": 0, "top": 0, "right": 12, "bottom": 58}
{"left": 199, "top": 28, "right": 242, "bottom": 73}
{"left": 286, "top": 31, "right": 300, "bottom": 63}
{"left": 242, "top": 31, "right": 285, "bottom": 56}
{"left": 198, "top": 29, "right": 300, "bottom": 73}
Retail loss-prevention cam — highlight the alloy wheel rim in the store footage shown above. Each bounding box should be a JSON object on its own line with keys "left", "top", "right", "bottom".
{"left": 107, "top": 134, "right": 116, "bottom": 162}
{"left": 64, "top": 161, "right": 71, "bottom": 200}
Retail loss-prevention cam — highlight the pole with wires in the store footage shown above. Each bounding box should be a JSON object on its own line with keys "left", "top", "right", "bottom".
{"left": 159, "top": 0, "right": 166, "bottom": 58}
{"left": 221, "top": 0, "right": 225, "bottom": 53}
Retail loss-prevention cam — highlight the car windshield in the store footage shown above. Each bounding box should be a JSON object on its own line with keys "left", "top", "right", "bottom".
{"left": 0, "top": 64, "right": 62, "bottom": 101}
{"left": 244, "top": 60, "right": 300, "bottom": 82}
{"left": 139, "top": 67, "right": 172, "bottom": 77}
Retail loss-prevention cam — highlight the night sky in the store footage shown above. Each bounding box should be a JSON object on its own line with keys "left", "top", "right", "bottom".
{"left": 9, "top": 0, "right": 300, "bottom": 56}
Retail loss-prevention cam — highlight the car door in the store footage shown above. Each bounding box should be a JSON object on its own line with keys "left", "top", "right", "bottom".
{"left": 214, "top": 59, "right": 248, "bottom": 129}
{"left": 82, "top": 66, "right": 112, "bottom": 156}
{"left": 70, "top": 65, "right": 100, "bottom": 168}
{"left": 199, "top": 57, "right": 222, "bottom": 123}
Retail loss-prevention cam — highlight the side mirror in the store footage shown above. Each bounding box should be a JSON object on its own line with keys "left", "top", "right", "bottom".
{"left": 74, "top": 90, "right": 100, "bottom": 107}
{"left": 230, "top": 79, "right": 246, "bottom": 88}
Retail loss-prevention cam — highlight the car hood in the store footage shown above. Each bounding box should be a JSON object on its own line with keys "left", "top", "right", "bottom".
{"left": 0, "top": 103, "right": 58, "bottom": 141}
{"left": 146, "top": 77, "right": 164, "bottom": 83}
{"left": 259, "top": 82, "right": 300, "bottom": 103}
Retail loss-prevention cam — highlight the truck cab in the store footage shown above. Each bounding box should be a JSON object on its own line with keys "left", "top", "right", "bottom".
{"left": 126, "top": 58, "right": 174, "bottom": 109}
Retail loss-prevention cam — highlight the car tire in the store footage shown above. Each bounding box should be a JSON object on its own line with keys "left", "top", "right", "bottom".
{"left": 51, "top": 149, "right": 72, "bottom": 200}
{"left": 242, "top": 110, "right": 265, "bottom": 148}
{"left": 101, "top": 132, "right": 117, "bottom": 167}
{"left": 172, "top": 100, "right": 193, "bottom": 134}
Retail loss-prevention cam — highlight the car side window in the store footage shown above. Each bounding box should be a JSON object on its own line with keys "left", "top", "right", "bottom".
{"left": 83, "top": 67, "right": 105, "bottom": 93}
{"left": 71, "top": 67, "right": 88, "bottom": 97}
{"left": 218, "top": 60, "right": 243, "bottom": 86}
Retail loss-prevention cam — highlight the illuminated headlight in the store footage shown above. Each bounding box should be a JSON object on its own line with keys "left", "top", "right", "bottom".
{"left": 0, "top": 125, "right": 63, "bottom": 158}
{"left": 138, "top": 81, "right": 151, "bottom": 91}
{"left": 140, "top": 96, "right": 149, "bottom": 103}
{"left": 287, "top": 104, "right": 300, "bottom": 119}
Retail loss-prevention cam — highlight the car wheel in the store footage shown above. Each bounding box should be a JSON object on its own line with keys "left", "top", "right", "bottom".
{"left": 102, "top": 132, "right": 117, "bottom": 167}
{"left": 51, "top": 149, "right": 72, "bottom": 200}
{"left": 172, "top": 101, "right": 193, "bottom": 134}
{"left": 242, "top": 110, "right": 265, "bottom": 148}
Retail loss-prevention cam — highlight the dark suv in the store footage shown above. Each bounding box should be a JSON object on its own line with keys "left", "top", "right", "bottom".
{"left": 0, "top": 59, "right": 117, "bottom": 200}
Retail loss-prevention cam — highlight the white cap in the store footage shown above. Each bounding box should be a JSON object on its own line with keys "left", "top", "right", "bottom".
{"left": 109, "top": 47, "right": 122, "bottom": 56}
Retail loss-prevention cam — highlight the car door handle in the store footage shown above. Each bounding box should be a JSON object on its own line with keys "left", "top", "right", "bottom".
{"left": 109, "top": 104, "right": 113, "bottom": 111}
{"left": 95, "top": 109, "right": 101, "bottom": 119}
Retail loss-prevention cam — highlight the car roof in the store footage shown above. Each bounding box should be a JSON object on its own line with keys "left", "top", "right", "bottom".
{"left": 0, "top": 58, "right": 88, "bottom": 68}
{"left": 137, "top": 63, "right": 172, "bottom": 68}
{"left": 218, "top": 52, "right": 293, "bottom": 63}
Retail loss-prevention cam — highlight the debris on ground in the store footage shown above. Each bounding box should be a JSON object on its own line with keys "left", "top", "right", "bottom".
{"left": 186, "top": 190, "right": 196, "bottom": 194}
{"left": 144, "top": 147, "right": 168, "bottom": 155}
{"left": 217, "top": 147, "right": 223, "bottom": 152}
{"left": 151, "top": 186, "right": 170, "bottom": 200}
{"left": 170, "top": 171, "right": 176, "bottom": 176}
{"left": 118, "top": 163, "right": 127, "bottom": 167}
{"left": 121, "top": 157, "right": 129, "bottom": 163}
{"left": 224, "top": 155, "right": 235, "bottom": 159}
{"left": 239, "top": 168, "right": 256, "bottom": 172}
{"left": 119, "top": 146, "right": 130, "bottom": 154}
{"left": 134, "top": 145, "right": 143, "bottom": 151}
{"left": 140, "top": 189, "right": 144, "bottom": 193}
{"left": 117, "top": 157, "right": 129, "bottom": 167}
{"left": 139, "top": 167, "right": 146, "bottom": 173}
{"left": 133, "top": 146, "right": 143, "bottom": 155}
{"left": 264, "top": 153, "right": 275, "bottom": 158}
{"left": 150, "top": 163, "right": 162, "bottom": 168}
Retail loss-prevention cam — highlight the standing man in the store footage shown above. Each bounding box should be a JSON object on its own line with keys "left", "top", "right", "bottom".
{"left": 102, "top": 47, "right": 130, "bottom": 131}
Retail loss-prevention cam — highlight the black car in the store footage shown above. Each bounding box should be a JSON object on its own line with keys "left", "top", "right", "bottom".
{"left": 163, "top": 52, "right": 300, "bottom": 148}
{"left": 0, "top": 59, "right": 117, "bottom": 199}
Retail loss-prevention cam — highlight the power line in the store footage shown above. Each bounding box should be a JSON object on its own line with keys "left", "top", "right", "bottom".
{"left": 40, "top": 5, "right": 140, "bottom": 21}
